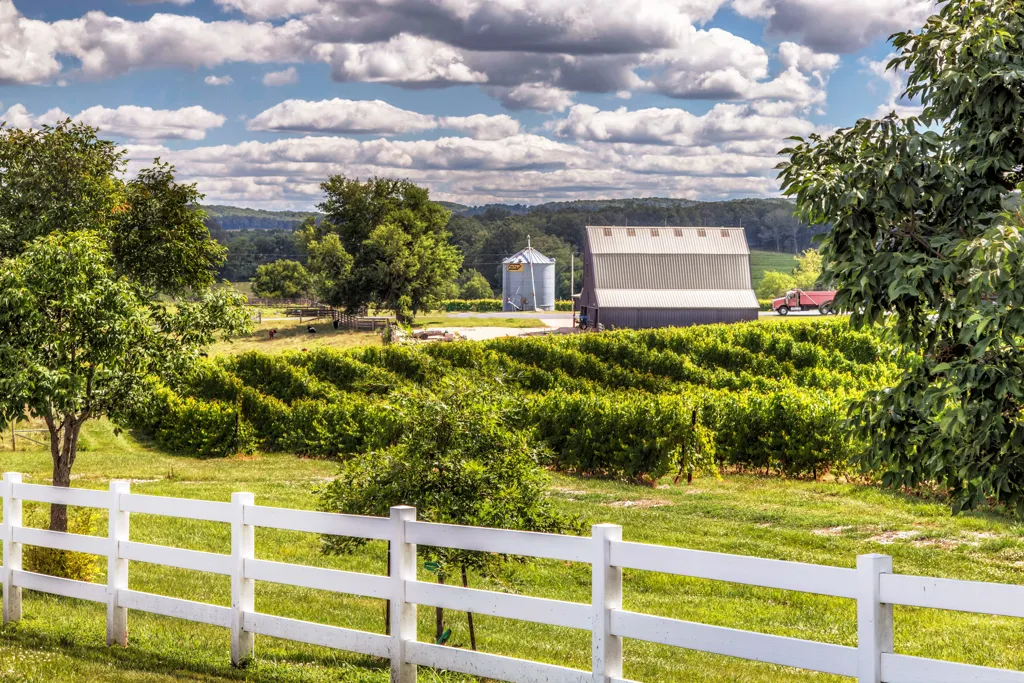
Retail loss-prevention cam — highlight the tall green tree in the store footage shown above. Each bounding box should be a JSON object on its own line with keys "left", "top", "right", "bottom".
{"left": 252, "top": 259, "right": 312, "bottom": 299}
{"left": 0, "top": 121, "right": 250, "bottom": 533}
{"left": 310, "top": 177, "right": 462, "bottom": 322}
{"left": 778, "top": 0, "right": 1024, "bottom": 514}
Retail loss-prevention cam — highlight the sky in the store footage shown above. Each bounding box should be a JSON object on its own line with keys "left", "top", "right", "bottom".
{"left": 0, "top": 0, "right": 933, "bottom": 210}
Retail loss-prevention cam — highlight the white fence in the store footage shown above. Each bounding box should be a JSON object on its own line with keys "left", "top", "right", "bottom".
{"left": 1, "top": 472, "right": 1023, "bottom": 683}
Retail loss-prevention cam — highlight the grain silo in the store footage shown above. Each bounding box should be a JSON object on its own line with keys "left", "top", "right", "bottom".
{"left": 502, "top": 240, "right": 556, "bottom": 312}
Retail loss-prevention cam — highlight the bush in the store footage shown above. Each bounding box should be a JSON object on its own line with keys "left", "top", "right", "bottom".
{"left": 759, "top": 298, "right": 775, "bottom": 311}
{"left": 439, "top": 299, "right": 503, "bottom": 312}
{"left": 757, "top": 271, "right": 796, "bottom": 299}
{"left": 24, "top": 505, "right": 101, "bottom": 581}
{"left": 555, "top": 300, "right": 574, "bottom": 311}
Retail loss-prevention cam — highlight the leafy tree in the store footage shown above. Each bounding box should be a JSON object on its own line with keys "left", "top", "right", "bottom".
{"left": 311, "top": 177, "right": 462, "bottom": 322}
{"left": 792, "top": 249, "right": 823, "bottom": 290}
{"left": 0, "top": 121, "right": 250, "bottom": 534}
{"left": 457, "top": 269, "right": 494, "bottom": 299}
{"left": 252, "top": 259, "right": 312, "bottom": 299}
{"left": 756, "top": 271, "right": 796, "bottom": 299}
{"left": 778, "top": 0, "right": 1024, "bottom": 513}
{"left": 318, "top": 383, "right": 582, "bottom": 649}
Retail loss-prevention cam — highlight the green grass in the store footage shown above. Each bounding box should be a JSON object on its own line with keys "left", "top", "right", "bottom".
{"left": 209, "top": 316, "right": 381, "bottom": 356}
{"left": 750, "top": 250, "right": 799, "bottom": 289}
{"left": 1, "top": 421, "right": 1022, "bottom": 682}
{"left": 410, "top": 314, "right": 546, "bottom": 329}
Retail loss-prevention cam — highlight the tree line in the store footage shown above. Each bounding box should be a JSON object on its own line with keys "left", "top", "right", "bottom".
{"left": 212, "top": 195, "right": 828, "bottom": 303}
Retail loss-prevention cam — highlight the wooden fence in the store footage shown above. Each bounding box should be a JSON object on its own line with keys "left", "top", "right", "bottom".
{"left": 1, "top": 473, "right": 1022, "bottom": 683}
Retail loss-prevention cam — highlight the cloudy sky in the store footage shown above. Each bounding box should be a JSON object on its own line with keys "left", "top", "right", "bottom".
{"left": 1, "top": 0, "right": 932, "bottom": 209}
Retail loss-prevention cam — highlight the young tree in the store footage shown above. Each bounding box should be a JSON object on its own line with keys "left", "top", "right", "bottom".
{"left": 791, "top": 249, "right": 823, "bottom": 290}
{"left": 756, "top": 271, "right": 796, "bottom": 299}
{"left": 318, "top": 383, "right": 582, "bottom": 649}
{"left": 309, "top": 177, "right": 462, "bottom": 322}
{"left": 0, "top": 121, "right": 250, "bottom": 533}
{"left": 779, "top": 0, "right": 1024, "bottom": 514}
{"left": 252, "top": 259, "right": 312, "bottom": 299}
{"left": 457, "top": 269, "right": 494, "bottom": 299}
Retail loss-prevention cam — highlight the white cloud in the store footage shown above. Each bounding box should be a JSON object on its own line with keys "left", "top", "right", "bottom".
{"left": 249, "top": 98, "right": 437, "bottom": 135}
{"left": 263, "top": 66, "right": 298, "bottom": 86}
{"left": 214, "top": 0, "right": 319, "bottom": 19}
{"left": 126, "top": 0, "right": 195, "bottom": 5}
{"left": 732, "top": 0, "right": 936, "bottom": 53}
{"left": 547, "top": 102, "right": 815, "bottom": 147}
{"left": 863, "top": 55, "right": 923, "bottom": 119}
{"left": 3, "top": 103, "right": 226, "bottom": 141}
{"left": 317, "top": 35, "right": 487, "bottom": 86}
{"left": 0, "top": 1, "right": 63, "bottom": 84}
{"left": 248, "top": 99, "right": 523, "bottom": 140}
{"left": 439, "top": 114, "right": 521, "bottom": 140}
{"left": 49, "top": 11, "right": 310, "bottom": 81}
{"left": 205, "top": 74, "right": 233, "bottom": 86}
{"left": 1, "top": 103, "right": 68, "bottom": 129}
{"left": 488, "top": 84, "right": 575, "bottom": 113}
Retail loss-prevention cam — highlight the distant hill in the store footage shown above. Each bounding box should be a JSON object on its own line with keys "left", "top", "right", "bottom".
{"left": 203, "top": 205, "right": 320, "bottom": 231}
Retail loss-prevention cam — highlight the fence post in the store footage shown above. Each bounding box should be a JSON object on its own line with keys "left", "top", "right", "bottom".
{"left": 390, "top": 506, "right": 417, "bottom": 683}
{"left": 857, "top": 553, "right": 893, "bottom": 683}
{"left": 592, "top": 523, "right": 623, "bottom": 683}
{"left": 2, "top": 472, "right": 22, "bottom": 624}
{"left": 107, "top": 480, "right": 130, "bottom": 646}
{"left": 231, "top": 492, "right": 255, "bottom": 667}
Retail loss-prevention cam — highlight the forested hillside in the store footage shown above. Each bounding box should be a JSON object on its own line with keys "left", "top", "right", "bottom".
{"left": 205, "top": 197, "right": 823, "bottom": 291}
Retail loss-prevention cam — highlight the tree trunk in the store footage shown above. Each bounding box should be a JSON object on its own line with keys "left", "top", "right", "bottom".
{"left": 461, "top": 566, "right": 477, "bottom": 651}
{"left": 435, "top": 573, "right": 445, "bottom": 642}
{"left": 45, "top": 415, "right": 84, "bottom": 533}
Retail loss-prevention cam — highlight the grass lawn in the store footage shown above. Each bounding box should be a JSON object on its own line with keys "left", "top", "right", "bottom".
{"left": 410, "top": 314, "right": 547, "bottom": 329}
{"left": 1, "top": 421, "right": 1022, "bottom": 682}
{"left": 750, "top": 250, "right": 799, "bottom": 289}
{"left": 209, "top": 316, "right": 381, "bottom": 356}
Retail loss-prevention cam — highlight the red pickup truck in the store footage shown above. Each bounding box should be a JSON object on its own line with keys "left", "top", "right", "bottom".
{"left": 773, "top": 289, "right": 837, "bottom": 315}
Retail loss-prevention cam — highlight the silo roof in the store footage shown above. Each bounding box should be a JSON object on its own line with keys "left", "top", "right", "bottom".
{"left": 585, "top": 226, "right": 750, "bottom": 255}
{"left": 503, "top": 246, "right": 555, "bottom": 264}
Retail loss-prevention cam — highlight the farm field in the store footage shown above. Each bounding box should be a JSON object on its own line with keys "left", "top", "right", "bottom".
{"left": 750, "top": 249, "right": 799, "bottom": 288}
{"left": 0, "top": 421, "right": 1022, "bottom": 682}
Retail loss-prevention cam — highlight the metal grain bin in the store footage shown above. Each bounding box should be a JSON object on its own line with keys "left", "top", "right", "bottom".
{"left": 502, "top": 243, "right": 556, "bottom": 312}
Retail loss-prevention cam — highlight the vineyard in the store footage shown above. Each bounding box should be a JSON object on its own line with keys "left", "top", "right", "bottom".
{"left": 124, "top": 319, "right": 904, "bottom": 483}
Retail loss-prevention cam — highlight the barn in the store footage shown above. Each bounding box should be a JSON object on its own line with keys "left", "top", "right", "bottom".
{"left": 577, "top": 226, "right": 759, "bottom": 329}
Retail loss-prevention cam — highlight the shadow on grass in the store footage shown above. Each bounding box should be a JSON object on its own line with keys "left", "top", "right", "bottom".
{"left": 0, "top": 611, "right": 389, "bottom": 681}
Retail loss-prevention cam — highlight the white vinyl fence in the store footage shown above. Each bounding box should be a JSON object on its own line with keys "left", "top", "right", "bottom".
{"left": 1, "top": 472, "right": 1023, "bottom": 683}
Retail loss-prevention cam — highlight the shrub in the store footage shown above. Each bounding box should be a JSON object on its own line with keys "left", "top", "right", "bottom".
{"left": 439, "top": 299, "right": 503, "bottom": 312}
{"left": 757, "top": 271, "right": 796, "bottom": 299}
{"left": 24, "top": 504, "right": 101, "bottom": 581}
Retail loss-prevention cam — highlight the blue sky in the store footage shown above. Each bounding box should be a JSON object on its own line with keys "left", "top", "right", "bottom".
{"left": 0, "top": 0, "right": 933, "bottom": 209}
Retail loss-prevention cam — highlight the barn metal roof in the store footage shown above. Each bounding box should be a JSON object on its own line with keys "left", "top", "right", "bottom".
{"left": 585, "top": 226, "right": 750, "bottom": 255}
{"left": 594, "top": 289, "right": 759, "bottom": 309}
{"left": 503, "top": 246, "right": 555, "bottom": 264}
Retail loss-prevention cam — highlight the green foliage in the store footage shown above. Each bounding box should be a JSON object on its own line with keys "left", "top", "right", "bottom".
{"left": 0, "top": 121, "right": 251, "bottom": 530}
{"left": 792, "top": 249, "right": 823, "bottom": 290}
{"left": 318, "top": 383, "right": 583, "bottom": 570}
{"left": 251, "top": 259, "right": 312, "bottom": 300}
{"left": 23, "top": 505, "right": 101, "bottom": 581}
{"left": 778, "top": 0, "right": 1024, "bottom": 514}
{"left": 129, "top": 320, "right": 896, "bottom": 485}
{"left": 310, "top": 177, "right": 462, "bottom": 322}
{"left": 758, "top": 299, "right": 775, "bottom": 312}
{"left": 440, "top": 299, "right": 504, "bottom": 312}
{"left": 757, "top": 271, "right": 796, "bottom": 299}
{"left": 532, "top": 392, "right": 717, "bottom": 483}
{"left": 301, "top": 223, "right": 353, "bottom": 306}
{"left": 457, "top": 269, "right": 494, "bottom": 299}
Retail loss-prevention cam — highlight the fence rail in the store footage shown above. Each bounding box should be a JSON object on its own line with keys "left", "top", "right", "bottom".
{"left": 1, "top": 472, "right": 1022, "bottom": 683}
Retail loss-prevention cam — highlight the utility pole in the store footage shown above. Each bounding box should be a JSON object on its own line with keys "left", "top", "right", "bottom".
{"left": 527, "top": 236, "right": 538, "bottom": 312}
